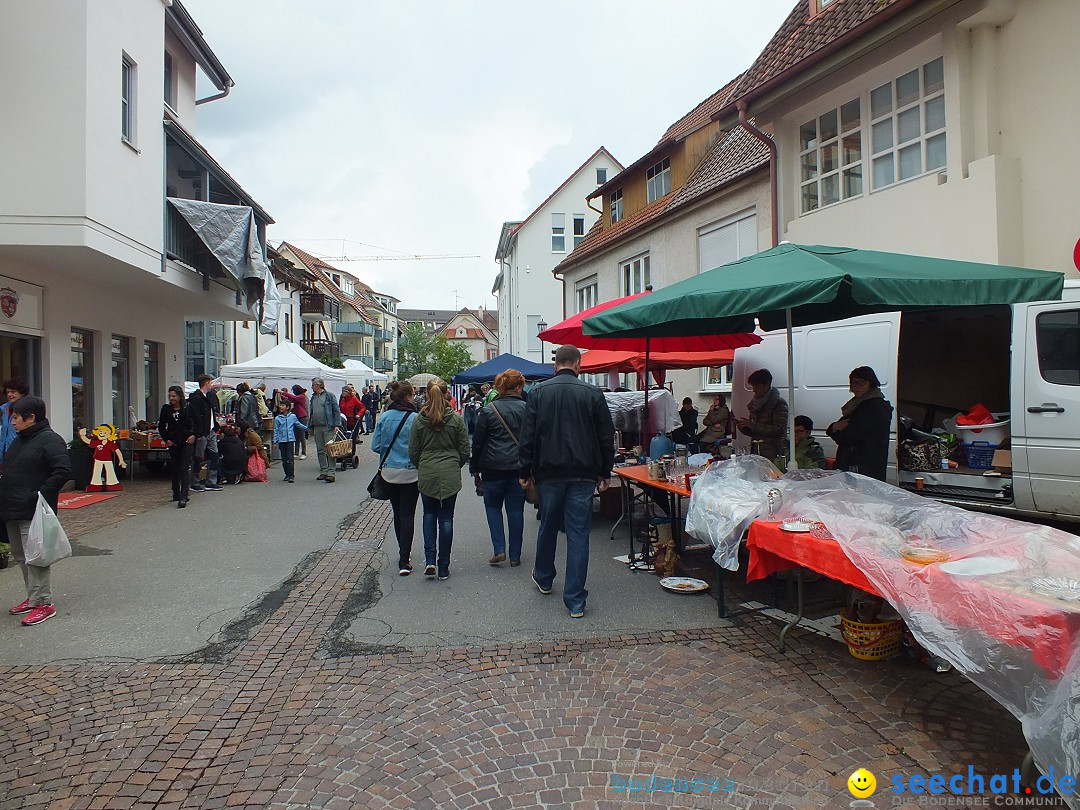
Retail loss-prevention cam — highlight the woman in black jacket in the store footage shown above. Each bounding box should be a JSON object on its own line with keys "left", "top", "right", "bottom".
{"left": 1, "top": 396, "right": 71, "bottom": 626}
{"left": 470, "top": 370, "right": 527, "bottom": 566}
{"left": 159, "top": 385, "right": 195, "bottom": 507}
{"left": 826, "top": 366, "right": 894, "bottom": 481}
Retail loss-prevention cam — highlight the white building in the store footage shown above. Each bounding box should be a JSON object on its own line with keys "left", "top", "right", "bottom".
{"left": 494, "top": 147, "right": 622, "bottom": 363}
{"left": 0, "top": 0, "right": 274, "bottom": 437}
{"left": 440, "top": 309, "right": 499, "bottom": 364}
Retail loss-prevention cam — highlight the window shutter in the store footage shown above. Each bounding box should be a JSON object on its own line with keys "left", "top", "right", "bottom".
{"left": 737, "top": 215, "right": 758, "bottom": 259}
{"left": 698, "top": 223, "right": 739, "bottom": 273}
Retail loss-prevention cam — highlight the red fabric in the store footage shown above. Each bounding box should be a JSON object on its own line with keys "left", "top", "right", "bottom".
{"left": 245, "top": 452, "right": 268, "bottom": 483}
{"left": 339, "top": 394, "right": 364, "bottom": 427}
{"left": 956, "top": 403, "right": 994, "bottom": 426}
{"left": 579, "top": 348, "right": 738, "bottom": 374}
{"left": 538, "top": 292, "right": 760, "bottom": 352}
{"left": 746, "top": 520, "right": 1080, "bottom": 677}
{"left": 89, "top": 438, "right": 117, "bottom": 462}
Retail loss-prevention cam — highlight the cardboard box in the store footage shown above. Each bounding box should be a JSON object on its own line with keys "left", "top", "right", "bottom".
{"left": 992, "top": 449, "right": 1012, "bottom": 471}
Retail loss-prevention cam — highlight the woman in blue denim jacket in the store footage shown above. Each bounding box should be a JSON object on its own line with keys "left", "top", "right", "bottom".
{"left": 371, "top": 380, "right": 419, "bottom": 576}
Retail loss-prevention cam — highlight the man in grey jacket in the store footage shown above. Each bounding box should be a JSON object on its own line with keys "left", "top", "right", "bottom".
{"left": 309, "top": 377, "right": 339, "bottom": 483}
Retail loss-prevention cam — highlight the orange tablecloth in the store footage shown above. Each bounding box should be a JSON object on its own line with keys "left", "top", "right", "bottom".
{"left": 613, "top": 464, "right": 691, "bottom": 498}
{"left": 746, "top": 520, "right": 1080, "bottom": 677}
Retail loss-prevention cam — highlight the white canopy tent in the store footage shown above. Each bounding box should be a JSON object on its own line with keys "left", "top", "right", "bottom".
{"left": 218, "top": 341, "right": 348, "bottom": 396}
{"left": 343, "top": 358, "right": 388, "bottom": 389}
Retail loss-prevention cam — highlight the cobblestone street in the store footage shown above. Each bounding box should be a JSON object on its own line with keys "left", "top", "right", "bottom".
{"left": 0, "top": 483, "right": 1049, "bottom": 810}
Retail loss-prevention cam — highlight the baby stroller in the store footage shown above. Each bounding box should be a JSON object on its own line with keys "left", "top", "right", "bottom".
{"left": 327, "top": 416, "right": 363, "bottom": 471}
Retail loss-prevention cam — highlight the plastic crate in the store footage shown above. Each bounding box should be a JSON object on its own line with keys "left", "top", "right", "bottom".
{"left": 961, "top": 440, "right": 998, "bottom": 469}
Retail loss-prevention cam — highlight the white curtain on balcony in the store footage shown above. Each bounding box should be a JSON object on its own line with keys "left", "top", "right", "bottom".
{"left": 167, "top": 198, "right": 281, "bottom": 334}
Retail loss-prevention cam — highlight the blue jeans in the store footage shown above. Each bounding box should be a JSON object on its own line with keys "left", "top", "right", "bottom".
{"left": 534, "top": 480, "right": 595, "bottom": 613}
{"left": 364, "top": 411, "right": 375, "bottom": 433}
{"left": 421, "top": 492, "right": 457, "bottom": 572}
{"left": 482, "top": 476, "right": 526, "bottom": 560}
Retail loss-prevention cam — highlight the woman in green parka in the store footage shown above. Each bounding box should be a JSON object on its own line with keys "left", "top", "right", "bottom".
{"left": 409, "top": 378, "right": 471, "bottom": 580}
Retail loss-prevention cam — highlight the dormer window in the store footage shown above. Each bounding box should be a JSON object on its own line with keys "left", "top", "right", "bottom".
{"left": 610, "top": 189, "right": 624, "bottom": 224}
{"left": 811, "top": 0, "right": 839, "bottom": 14}
{"left": 646, "top": 158, "right": 671, "bottom": 203}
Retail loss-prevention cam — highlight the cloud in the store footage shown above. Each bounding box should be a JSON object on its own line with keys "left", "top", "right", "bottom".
{"left": 182, "top": 0, "right": 795, "bottom": 308}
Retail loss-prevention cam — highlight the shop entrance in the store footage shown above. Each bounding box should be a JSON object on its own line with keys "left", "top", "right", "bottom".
{"left": 0, "top": 331, "right": 40, "bottom": 392}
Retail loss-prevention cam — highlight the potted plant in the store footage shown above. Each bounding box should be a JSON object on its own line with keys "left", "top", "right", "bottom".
{"left": 67, "top": 435, "right": 93, "bottom": 491}
{"left": 0, "top": 541, "right": 9, "bottom": 569}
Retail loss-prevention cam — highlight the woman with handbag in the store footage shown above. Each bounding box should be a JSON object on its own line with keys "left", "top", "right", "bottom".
{"left": 826, "top": 366, "right": 894, "bottom": 480}
{"left": 409, "top": 378, "right": 470, "bottom": 581}
{"left": 469, "top": 370, "right": 528, "bottom": 567}
{"left": 370, "top": 380, "right": 420, "bottom": 576}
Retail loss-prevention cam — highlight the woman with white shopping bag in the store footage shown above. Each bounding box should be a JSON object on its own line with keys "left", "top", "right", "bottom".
{"left": 0, "top": 396, "right": 71, "bottom": 626}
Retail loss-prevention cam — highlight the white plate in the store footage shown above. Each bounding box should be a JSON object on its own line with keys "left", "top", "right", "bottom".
{"left": 780, "top": 520, "right": 815, "bottom": 533}
{"left": 660, "top": 576, "right": 709, "bottom": 594}
{"left": 939, "top": 557, "right": 1019, "bottom": 577}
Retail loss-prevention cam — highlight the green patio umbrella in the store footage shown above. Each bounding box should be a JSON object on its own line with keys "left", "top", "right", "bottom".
{"left": 583, "top": 243, "right": 1065, "bottom": 466}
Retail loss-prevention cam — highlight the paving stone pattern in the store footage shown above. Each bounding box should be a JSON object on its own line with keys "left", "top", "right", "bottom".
{"left": 0, "top": 496, "right": 1053, "bottom": 809}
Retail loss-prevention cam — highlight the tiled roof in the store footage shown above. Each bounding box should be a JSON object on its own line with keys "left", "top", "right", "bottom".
{"left": 554, "top": 127, "right": 769, "bottom": 274}
{"left": 657, "top": 74, "right": 743, "bottom": 144}
{"left": 398, "top": 308, "right": 458, "bottom": 325}
{"left": 279, "top": 242, "right": 378, "bottom": 325}
{"left": 727, "top": 0, "right": 915, "bottom": 106}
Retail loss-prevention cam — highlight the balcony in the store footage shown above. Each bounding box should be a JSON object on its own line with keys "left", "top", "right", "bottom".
{"left": 374, "top": 358, "right": 394, "bottom": 373}
{"left": 301, "top": 339, "right": 341, "bottom": 360}
{"left": 165, "top": 203, "right": 227, "bottom": 284}
{"left": 334, "top": 321, "right": 375, "bottom": 335}
{"left": 300, "top": 292, "right": 340, "bottom": 322}
{"left": 374, "top": 328, "right": 395, "bottom": 343}
{"left": 358, "top": 355, "right": 375, "bottom": 368}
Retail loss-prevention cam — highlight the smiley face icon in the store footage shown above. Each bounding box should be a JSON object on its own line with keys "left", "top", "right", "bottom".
{"left": 848, "top": 768, "right": 876, "bottom": 798}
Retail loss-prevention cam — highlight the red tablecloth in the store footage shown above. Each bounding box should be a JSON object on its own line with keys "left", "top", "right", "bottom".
{"left": 745, "top": 520, "right": 1080, "bottom": 677}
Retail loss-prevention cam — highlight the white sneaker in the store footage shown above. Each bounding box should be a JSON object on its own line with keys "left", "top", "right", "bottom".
{"left": 298, "top": 454, "right": 306, "bottom": 460}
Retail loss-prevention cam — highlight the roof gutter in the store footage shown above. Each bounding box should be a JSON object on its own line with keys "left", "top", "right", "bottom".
{"left": 196, "top": 83, "right": 233, "bottom": 106}
{"left": 736, "top": 101, "right": 778, "bottom": 249}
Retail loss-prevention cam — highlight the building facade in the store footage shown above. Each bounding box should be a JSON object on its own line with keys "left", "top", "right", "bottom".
{"left": 494, "top": 148, "right": 622, "bottom": 364}
{"left": 440, "top": 309, "right": 499, "bottom": 364}
{"left": 0, "top": 0, "right": 273, "bottom": 437}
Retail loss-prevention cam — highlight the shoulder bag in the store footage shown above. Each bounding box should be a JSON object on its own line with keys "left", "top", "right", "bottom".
{"left": 490, "top": 404, "right": 538, "bottom": 505}
{"left": 368, "top": 412, "right": 410, "bottom": 500}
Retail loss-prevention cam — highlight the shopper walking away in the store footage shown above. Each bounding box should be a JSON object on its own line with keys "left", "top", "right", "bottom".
{"left": 280, "top": 385, "right": 308, "bottom": 458}
{"left": 1, "top": 396, "right": 71, "bottom": 626}
{"left": 308, "top": 378, "right": 339, "bottom": 483}
{"left": 234, "top": 383, "right": 259, "bottom": 433}
{"left": 409, "top": 378, "right": 470, "bottom": 580}
{"left": 470, "top": 370, "right": 527, "bottom": 567}
{"left": 159, "top": 385, "right": 195, "bottom": 507}
{"left": 827, "top": 366, "right": 893, "bottom": 480}
{"left": 273, "top": 401, "right": 306, "bottom": 483}
{"left": 371, "top": 380, "right": 420, "bottom": 575}
{"left": 519, "top": 345, "right": 615, "bottom": 619}
{"left": 736, "top": 369, "right": 788, "bottom": 463}
{"left": 188, "top": 374, "right": 223, "bottom": 492}
{"left": 361, "top": 386, "right": 378, "bottom": 434}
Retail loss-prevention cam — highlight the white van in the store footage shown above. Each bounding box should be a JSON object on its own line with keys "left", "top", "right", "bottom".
{"left": 730, "top": 280, "right": 1080, "bottom": 522}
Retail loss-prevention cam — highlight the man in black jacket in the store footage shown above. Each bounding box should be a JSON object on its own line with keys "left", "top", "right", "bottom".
{"left": 188, "top": 375, "right": 222, "bottom": 492}
{"left": 361, "top": 387, "right": 378, "bottom": 434}
{"left": 1, "top": 396, "right": 71, "bottom": 626}
{"left": 519, "top": 345, "right": 615, "bottom": 619}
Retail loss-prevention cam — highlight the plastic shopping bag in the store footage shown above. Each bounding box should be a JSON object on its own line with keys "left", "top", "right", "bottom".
{"left": 25, "top": 493, "right": 72, "bottom": 567}
{"left": 245, "top": 451, "right": 268, "bottom": 483}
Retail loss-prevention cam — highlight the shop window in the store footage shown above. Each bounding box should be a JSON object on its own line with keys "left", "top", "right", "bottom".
{"left": 111, "top": 336, "right": 130, "bottom": 429}
{"left": 144, "top": 341, "right": 161, "bottom": 421}
{"left": 71, "top": 329, "right": 94, "bottom": 434}
{"left": 1036, "top": 310, "right": 1080, "bottom": 386}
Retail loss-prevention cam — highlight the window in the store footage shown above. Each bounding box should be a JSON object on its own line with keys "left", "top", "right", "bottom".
{"left": 610, "top": 189, "right": 624, "bottom": 224}
{"left": 144, "top": 341, "right": 161, "bottom": 420}
{"left": 646, "top": 157, "right": 671, "bottom": 203}
{"left": 111, "top": 335, "right": 130, "bottom": 428}
{"left": 699, "top": 212, "right": 757, "bottom": 273}
{"left": 870, "top": 57, "right": 946, "bottom": 190}
{"left": 575, "top": 275, "right": 598, "bottom": 313}
{"left": 620, "top": 254, "right": 651, "bottom": 296}
{"left": 284, "top": 311, "right": 293, "bottom": 341}
{"left": 702, "top": 363, "right": 734, "bottom": 393}
{"left": 1036, "top": 310, "right": 1080, "bottom": 386}
{"left": 121, "top": 54, "right": 136, "bottom": 143}
{"left": 572, "top": 215, "right": 586, "bottom": 249}
{"left": 596, "top": 167, "right": 608, "bottom": 184}
{"left": 185, "top": 320, "right": 226, "bottom": 380}
{"left": 551, "top": 213, "right": 565, "bottom": 253}
{"left": 71, "top": 329, "right": 94, "bottom": 435}
{"left": 163, "top": 50, "right": 175, "bottom": 110}
{"left": 799, "top": 99, "right": 862, "bottom": 212}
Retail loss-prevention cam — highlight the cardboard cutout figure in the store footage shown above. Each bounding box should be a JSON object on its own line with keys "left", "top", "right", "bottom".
{"left": 79, "top": 424, "right": 126, "bottom": 492}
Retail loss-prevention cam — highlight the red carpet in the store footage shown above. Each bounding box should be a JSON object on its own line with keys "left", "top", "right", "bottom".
{"left": 57, "top": 492, "right": 122, "bottom": 509}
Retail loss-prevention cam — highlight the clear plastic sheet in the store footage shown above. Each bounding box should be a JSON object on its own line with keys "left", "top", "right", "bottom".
{"left": 604, "top": 390, "right": 681, "bottom": 435}
{"left": 770, "top": 475, "right": 1080, "bottom": 805}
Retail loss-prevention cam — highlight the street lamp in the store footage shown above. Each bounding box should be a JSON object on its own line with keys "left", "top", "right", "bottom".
{"left": 537, "top": 318, "right": 548, "bottom": 362}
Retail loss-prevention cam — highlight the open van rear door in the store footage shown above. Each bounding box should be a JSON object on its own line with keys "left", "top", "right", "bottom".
{"left": 1022, "top": 302, "right": 1080, "bottom": 516}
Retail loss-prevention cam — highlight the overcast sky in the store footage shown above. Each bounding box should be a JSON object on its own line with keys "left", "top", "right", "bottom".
{"left": 184, "top": 0, "right": 794, "bottom": 311}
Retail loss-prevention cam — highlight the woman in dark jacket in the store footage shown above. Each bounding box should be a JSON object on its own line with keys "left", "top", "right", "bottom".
{"left": 826, "top": 366, "right": 894, "bottom": 481}
{"left": 469, "top": 370, "right": 527, "bottom": 566}
{"left": 671, "top": 397, "right": 700, "bottom": 448}
{"left": 1, "top": 396, "right": 71, "bottom": 626}
{"left": 159, "top": 385, "right": 195, "bottom": 507}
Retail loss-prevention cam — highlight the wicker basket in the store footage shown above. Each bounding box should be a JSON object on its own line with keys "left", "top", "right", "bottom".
{"left": 839, "top": 609, "right": 904, "bottom": 661}
{"left": 325, "top": 439, "right": 353, "bottom": 459}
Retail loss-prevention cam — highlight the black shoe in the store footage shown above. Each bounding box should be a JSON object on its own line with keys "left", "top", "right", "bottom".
{"left": 437, "top": 568, "right": 450, "bottom": 581}
{"left": 177, "top": 499, "right": 187, "bottom": 509}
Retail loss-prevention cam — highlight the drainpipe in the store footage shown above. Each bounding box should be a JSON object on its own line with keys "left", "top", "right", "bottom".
{"left": 196, "top": 81, "right": 233, "bottom": 106}
{"left": 737, "top": 100, "right": 779, "bottom": 248}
